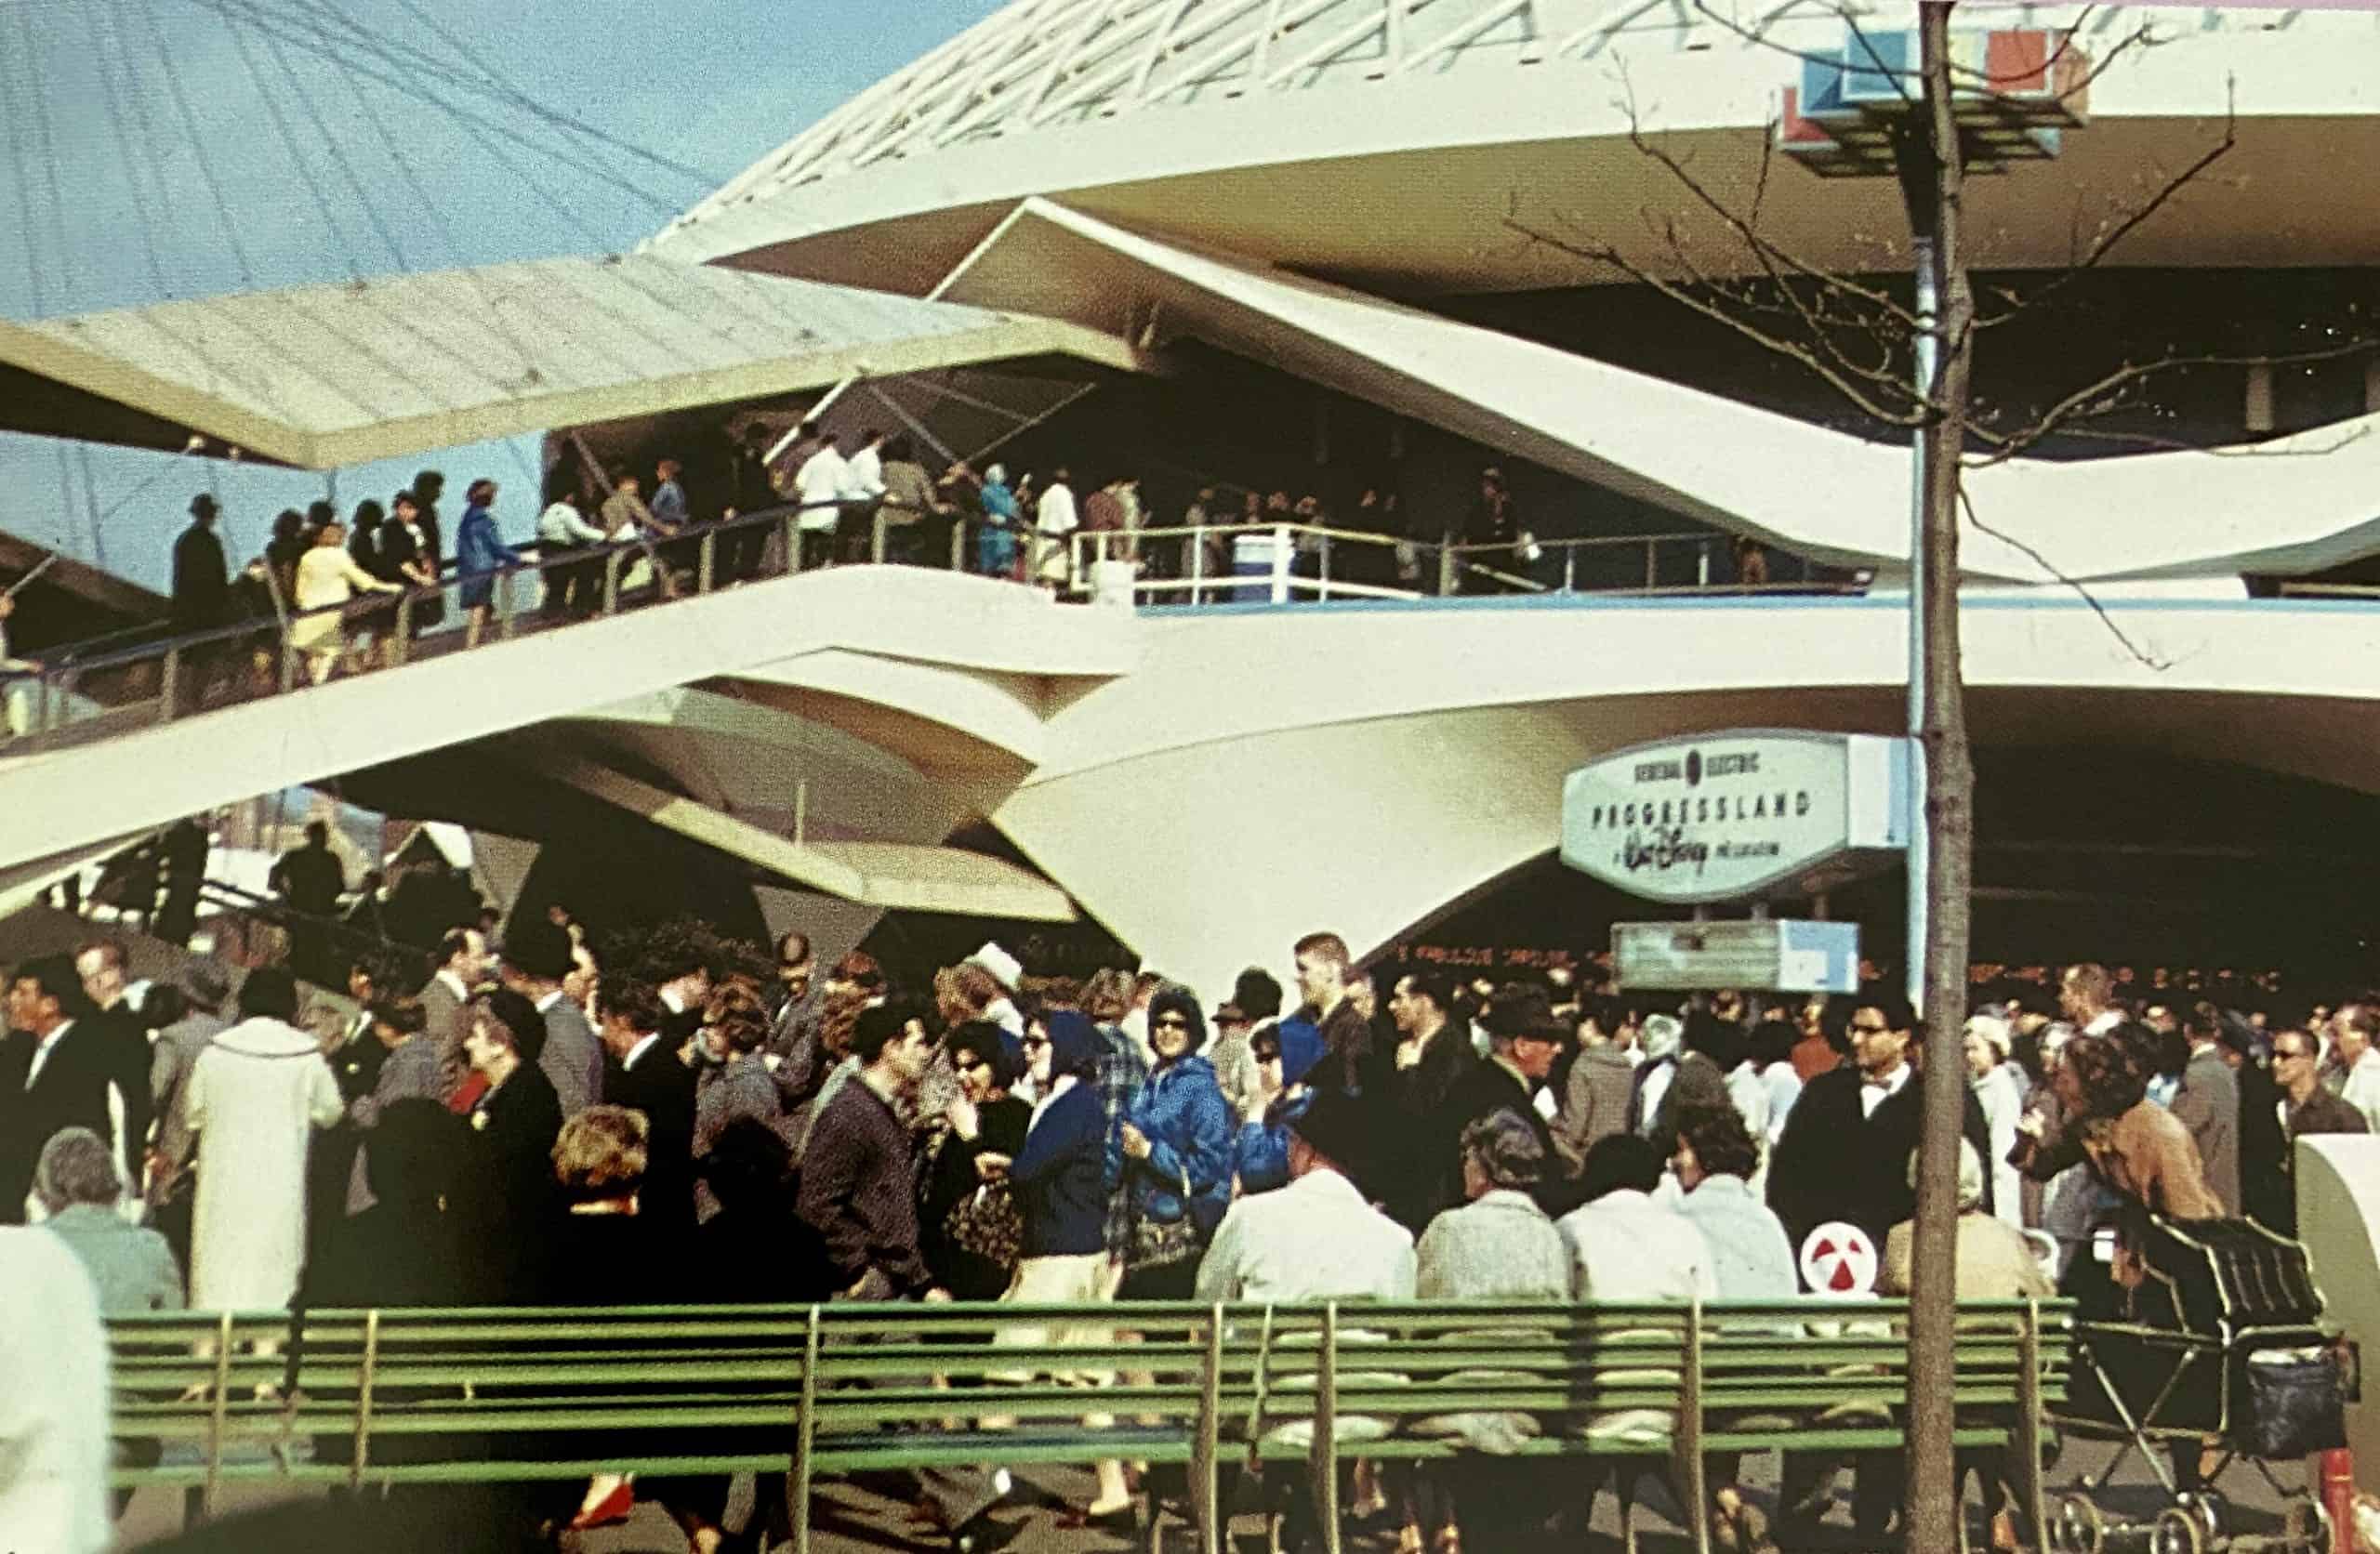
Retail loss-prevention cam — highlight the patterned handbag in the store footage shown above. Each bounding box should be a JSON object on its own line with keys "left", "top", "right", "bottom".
{"left": 945, "top": 1181, "right": 1024, "bottom": 1269}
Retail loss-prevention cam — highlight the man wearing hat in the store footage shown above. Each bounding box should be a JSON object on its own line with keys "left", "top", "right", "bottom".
{"left": 1195, "top": 1082, "right": 1414, "bottom": 1305}
{"left": 171, "top": 493, "right": 230, "bottom": 635}
{"left": 500, "top": 917, "right": 603, "bottom": 1117}
{"left": 1445, "top": 986, "right": 1567, "bottom": 1210}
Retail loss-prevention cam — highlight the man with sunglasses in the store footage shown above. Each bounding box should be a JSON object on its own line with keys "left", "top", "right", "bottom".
{"left": 1766, "top": 993, "right": 1994, "bottom": 1264}
{"left": 2273, "top": 1023, "right": 2367, "bottom": 1145}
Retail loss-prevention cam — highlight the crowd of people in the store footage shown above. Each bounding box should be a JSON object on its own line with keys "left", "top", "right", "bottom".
{"left": 138, "top": 426, "right": 1773, "bottom": 693}
{"left": 7, "top": 897, "right": 2361, "bottom": 1553}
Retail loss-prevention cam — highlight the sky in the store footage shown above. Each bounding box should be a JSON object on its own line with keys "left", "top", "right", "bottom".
{"left": 0, "top": 0, "right": 1008, "bottom": 594}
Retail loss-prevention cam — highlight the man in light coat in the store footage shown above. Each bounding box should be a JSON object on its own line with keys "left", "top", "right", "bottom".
{"left": 182, "top": 968, "right": 342, "bottom": 1312}
{"left": 0, "top": 1224, "right": 109, "bottom": 1554}
{"left": 1197, "top": 1082, "right": 1415, "bottom": 1306}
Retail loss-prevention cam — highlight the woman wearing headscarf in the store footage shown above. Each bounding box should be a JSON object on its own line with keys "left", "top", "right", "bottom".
{"left": 1109, "top": 986, "right": 1233, "bottom": 1300}
{"left": 987, "top": 1010, "right": 1135, "bottom": 1521}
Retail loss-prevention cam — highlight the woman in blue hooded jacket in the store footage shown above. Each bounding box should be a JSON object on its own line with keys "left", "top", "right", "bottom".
{"left": 991, "top": 1008, "right": 1135, "bottom": 1521}
{"left": 1109, "top": 985, "right": 1234, "bottom": 1300}
{"left": 1231, "top": 1016, "right": 1329, "bottom": 1196}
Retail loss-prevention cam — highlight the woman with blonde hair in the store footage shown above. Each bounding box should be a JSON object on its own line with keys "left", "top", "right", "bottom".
{"left": 289, "top": 519, "right": 401, "bottom": 684}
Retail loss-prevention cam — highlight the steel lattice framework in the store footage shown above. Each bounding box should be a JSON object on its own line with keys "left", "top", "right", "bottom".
{"left": 665, "top": 0, "right": 1774, "bottom": 236}
{"left": 663, "top": 0, "right": 2179, "bottom": 246}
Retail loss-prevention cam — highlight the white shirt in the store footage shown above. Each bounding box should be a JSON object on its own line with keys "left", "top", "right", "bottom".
{"left": 794, "top": 447, "right": 849, "bottom": 529}
{"left": 535, "top": 989, "right": 566, "bottom": 1015}
{"left": 1858, "top": 1060, "right": 1912, "bottom": 1119}
{"left": 1195, "top": 1167, "right": 1416, "bottom": 1305}
{"left": 2343, "top": 1047, "right": 2380, "bottom": 1133}
{"left": 436, "top": 968, "right": 470, "bottom": 1003}
{"left": 841, "top": 443, "right": 885, "bottom": 501}
{"left": 1035, "top": 482, "right": 1078, "bottom": 537}
{"left": 2083, "top": 1009, "right": 2124, "bottom": 1037}
{"left": 1636, "top": 1060, "right": 1674, "bottom": 1138}
{"left": 1558, "top": 1188, "right": 1719, "bottom": 1303}
{"left": 537, "top": 499, "right": 606, "bottom": 547}
{"left": 622, "top": 1032, "right": 664, "bottom": 1072}
{"left": 22, "top": 1019, "right": 73, "bottom": 1090}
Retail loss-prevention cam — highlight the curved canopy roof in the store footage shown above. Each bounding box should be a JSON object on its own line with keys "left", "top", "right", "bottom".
{"left": 0, "top": 254, "right": 1146, "bottom": 469}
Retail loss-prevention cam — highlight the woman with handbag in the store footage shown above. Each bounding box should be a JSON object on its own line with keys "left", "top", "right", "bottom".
{"left": 922, "top": 1022, "right": 1031, "bottom": 1300}
{"left": 1110, "top": 987, "right": 1234, "bottom": 1299}
{"left": 988, "top": 1012, "right": 1134, "bottom": 1521}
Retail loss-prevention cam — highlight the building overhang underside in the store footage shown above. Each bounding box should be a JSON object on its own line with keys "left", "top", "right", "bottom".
{"left": 8, "top": 210, "right": 2380, "bottom": 582}
{"left": 0, "top": 254, "right": 1153, "bottom": 470}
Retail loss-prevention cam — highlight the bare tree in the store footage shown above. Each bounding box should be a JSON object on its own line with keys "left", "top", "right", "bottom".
{"left": 1505, "top": 4, "right": 2378, "bottom": 1547}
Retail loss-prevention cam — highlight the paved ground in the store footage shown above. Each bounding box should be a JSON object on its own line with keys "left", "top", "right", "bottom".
{"left": 116, "top": 1427, "right": 2319, "bottom": 1552}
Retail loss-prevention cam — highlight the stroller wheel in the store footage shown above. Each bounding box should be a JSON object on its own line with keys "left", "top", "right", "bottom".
{"left": 2055, "top": 1495, "right": 2107, "bottom": 1554}
{"left": 2153, "top": 1507, "right": 2207, "bottom": 1554}
{"left": 2281, "top": 1497, "right": 2331, "bottom": 1553}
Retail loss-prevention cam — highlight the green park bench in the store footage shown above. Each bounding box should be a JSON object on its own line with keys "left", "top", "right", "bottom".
{"left": 107, "top": 1297, "right": 2070, "bottom": 1554}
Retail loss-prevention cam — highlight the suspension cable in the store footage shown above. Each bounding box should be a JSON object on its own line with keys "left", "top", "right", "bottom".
{"left": 129, "top": 0, "right": 258, "bottom": 287}
{"left": 75, "top": 0, "right": 174, "bottom": 297}
{"left": 215, "top": 4, "right": 365, "bottom": 279}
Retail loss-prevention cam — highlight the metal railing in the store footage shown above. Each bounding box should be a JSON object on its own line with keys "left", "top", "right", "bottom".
{"left": 0, "top": 498, "right": 971, "bottom": 754}
{"left": 1068, "top": 521, "right": 1848, "bottom": 604}
{"left": 0, "top": 503, "right": 1857, "bottom": 754}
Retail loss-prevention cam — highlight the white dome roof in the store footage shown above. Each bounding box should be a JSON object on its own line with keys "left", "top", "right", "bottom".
{"left": 672, "top": 0, "right": 1611, "bottom": 225}
{"left": 650, "top": 3, "right": 2378, "bottom": 291}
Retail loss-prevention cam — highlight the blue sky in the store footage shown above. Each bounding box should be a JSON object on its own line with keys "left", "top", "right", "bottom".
{"left": 0, "top": 0, "right": 1006, "bottom": 594}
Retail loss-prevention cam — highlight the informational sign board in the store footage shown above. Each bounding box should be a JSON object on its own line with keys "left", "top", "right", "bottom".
{"left": 1561, "top": 730, "right": 1910, "bottom": 906}
{"left": 1612, "top": 918, "right": 1862, "bottom": 994}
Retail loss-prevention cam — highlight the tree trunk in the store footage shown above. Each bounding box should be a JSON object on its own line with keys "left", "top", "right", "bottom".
{"left": 1904, "top": 5, "right": 1981, "bottom": 1553}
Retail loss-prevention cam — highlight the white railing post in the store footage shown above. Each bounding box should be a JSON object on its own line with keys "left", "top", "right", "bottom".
{"left": 1317, "top": 532, "right": 1332, "bottom": 600}
{"left": 1189, "top": 523, "right": 1207, "bottom": 606}
{"left": 1270, "top": 522, "right": 1291, "bottom": 604}
{"left": 1563, "top": 546, "right": 1578, "bottom": 594}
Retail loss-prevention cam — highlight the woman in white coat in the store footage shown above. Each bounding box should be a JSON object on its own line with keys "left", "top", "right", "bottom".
{"left": 183, "top": 967, "right": 342, "bottom": 1313}
{"left": 288, "top": 519, "right": 401, "bottom": 684}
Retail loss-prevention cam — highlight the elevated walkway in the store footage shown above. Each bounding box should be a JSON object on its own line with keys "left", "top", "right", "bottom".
{"left": 0, "top": 530, "right": 1131, "bottom": 918}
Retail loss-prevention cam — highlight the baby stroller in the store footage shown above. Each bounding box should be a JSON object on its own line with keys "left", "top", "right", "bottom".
{"left": 2044, "top": 1216, "right": 2352, "bottom": 1554}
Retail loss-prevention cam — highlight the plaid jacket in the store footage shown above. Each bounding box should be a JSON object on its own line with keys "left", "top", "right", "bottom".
{"left": 1091, "top": 1020, "right": 1149, "bottom": 1258}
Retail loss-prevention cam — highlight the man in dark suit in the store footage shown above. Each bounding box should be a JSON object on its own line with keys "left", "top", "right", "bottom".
{"left": 1442, "top": 987, "right": 1568, "bottom": 1214}
{"left": 598, "top": 981, "right": 697, "bottom": 1232}
{"left": 0, "top": 957, "right": 126, "bottom": 1223}
{"left": 1379, "top": 970, "right": 1479, "bottom": 1232}
{"left": 1766, "top": 990, "right": 1994, "bottom": 1263}
{"left": 71, "top": 941, "right": 152, "bottom": 1188}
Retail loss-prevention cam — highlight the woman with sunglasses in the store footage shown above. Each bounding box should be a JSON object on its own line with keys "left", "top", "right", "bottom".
{"left": 1109, "top": 986, "right": 1234, "bottom": 1300}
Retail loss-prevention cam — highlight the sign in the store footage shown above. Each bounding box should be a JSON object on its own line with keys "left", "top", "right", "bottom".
{"left": 1799, "top": 1222, "right": 1880, "bottom": 1296}
{"left": 1613, "top": 918, "right": 1861, "bottom": 994}
{"left": 1561, "top": 730, "right": 1909, "bottom": 905}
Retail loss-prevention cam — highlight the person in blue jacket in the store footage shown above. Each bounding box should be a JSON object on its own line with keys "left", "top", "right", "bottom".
{"left": 453, "top": 478, "right": 523, "bottom": 647}
{"left": 1231, "top": 1016, "right": 1329, "bottom": 1197}
{"left": 1109, "top": 985, "right": 1234, "bottom": 1299}
{"left": 974, "top": 465, "right": 1021, "bottom": 579}
{"left": 993, "top": 1009, "right": 1135, "bottom": 1521}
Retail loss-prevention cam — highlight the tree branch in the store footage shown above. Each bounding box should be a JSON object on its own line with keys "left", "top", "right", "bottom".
{"left": 1964, "top": 337, "right": 2379, "bottom": 464}
{"left": 1504, "top": 214, "right": 1925, "bottom": 427}
{"left": 1959, "top": 487, "right": 2172, "bottom": 672}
